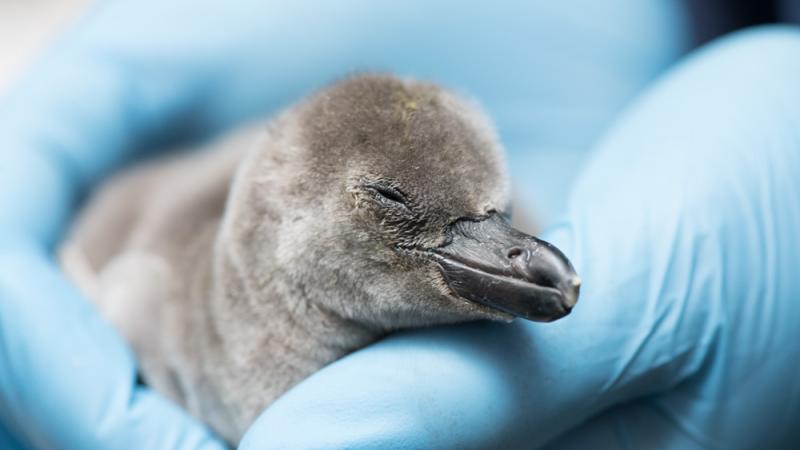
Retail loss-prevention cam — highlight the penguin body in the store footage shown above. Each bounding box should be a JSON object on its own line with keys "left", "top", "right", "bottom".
{"left": 62, "top": 74, "right": 580, "bottom": 443}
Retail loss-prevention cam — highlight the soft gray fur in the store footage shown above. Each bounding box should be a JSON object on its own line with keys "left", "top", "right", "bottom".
{"left": 61, "top": 75, "right": 514, "bottom": 443}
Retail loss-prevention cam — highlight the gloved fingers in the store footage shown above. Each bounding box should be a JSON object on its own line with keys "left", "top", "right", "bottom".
{"left": 240, "top": 321, "right": 555, "bottom": 450}
{"left": 561, "top": 24, "right": 800, "bottom": 448}
{"left": 564, "top": 22, "right": 800, "bottom": 385}
{"left": 0, "top": 241, "right": 226, "bottom": 450}
{"left": 241, "top": 25, "right": 800, "bottom": 449}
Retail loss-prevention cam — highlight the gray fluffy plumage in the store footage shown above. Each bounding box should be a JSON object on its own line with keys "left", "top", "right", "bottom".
{"left": 61, "top": 74, "right": 514, "bottom": 443}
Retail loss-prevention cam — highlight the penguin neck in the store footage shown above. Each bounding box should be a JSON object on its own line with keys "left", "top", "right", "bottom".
{"left": 207, "top": 232, "right": 381, "bottom": 392}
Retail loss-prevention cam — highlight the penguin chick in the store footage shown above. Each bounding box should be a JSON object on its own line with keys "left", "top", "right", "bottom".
{"left": 60, "top": 74, "right": 581, "bottom": 443}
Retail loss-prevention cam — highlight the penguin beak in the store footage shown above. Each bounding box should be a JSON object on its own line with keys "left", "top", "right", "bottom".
{"left": 430, "top": 213, "right": 580, "bottom": 322}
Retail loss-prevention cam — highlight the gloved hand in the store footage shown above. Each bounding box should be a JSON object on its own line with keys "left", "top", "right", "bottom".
{"left": 1, "top": 0, "right": 763, "bottom": 449}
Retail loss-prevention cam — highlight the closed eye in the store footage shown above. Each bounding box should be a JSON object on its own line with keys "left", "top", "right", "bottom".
{"left": 364, "top": 183, "right": 409, "bottom": 208}
{"left": 373, "top": 186, "right": 405, "bottom": 203}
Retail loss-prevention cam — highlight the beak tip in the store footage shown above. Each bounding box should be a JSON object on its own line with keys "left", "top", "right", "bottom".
{"left": 560, "top": 276, "right": 581, "bottom": 311}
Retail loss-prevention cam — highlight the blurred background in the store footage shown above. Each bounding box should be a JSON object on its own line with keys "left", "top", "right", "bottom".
{"left": 0, "top": 0, "right": 88, "bottom": 93}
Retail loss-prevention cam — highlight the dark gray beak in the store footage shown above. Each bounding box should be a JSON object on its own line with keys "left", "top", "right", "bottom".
{"left": 431, "top": 213, "right": 580, "bottom": 322}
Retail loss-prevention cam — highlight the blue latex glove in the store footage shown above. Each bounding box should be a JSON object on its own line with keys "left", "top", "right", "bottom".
{"left": 241, "top": 26, "right": 800, "bottom": 449}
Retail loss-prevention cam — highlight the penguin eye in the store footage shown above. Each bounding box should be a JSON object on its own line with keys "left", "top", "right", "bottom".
{"left": 373, "top": 186, "right": 405, "bottom": 204}
{"left": 364, "top": 183, "right": 409, "bottom": 209}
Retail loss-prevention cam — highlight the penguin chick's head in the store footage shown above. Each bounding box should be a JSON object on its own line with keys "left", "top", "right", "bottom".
{"left": 231, "top": 74, "right": 580, "bottom": 330}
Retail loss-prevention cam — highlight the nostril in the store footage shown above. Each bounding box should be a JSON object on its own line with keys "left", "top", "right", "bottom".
{"left": 507, "top": 247, "right": 523, "bottom": 259}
